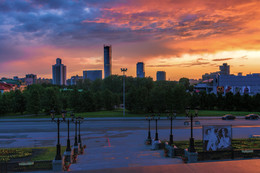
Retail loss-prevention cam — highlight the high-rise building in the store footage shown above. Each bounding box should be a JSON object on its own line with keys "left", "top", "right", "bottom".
{"left": 52, "top": 58, "right": 66, "bottom": 85}
{"left": 37, "top": 78, "right": 52, "bottom": 84}
{"left": 104, "top": 45, "right": 112, "bottom": 78}
{"left": 68, "top": 75, "right": 83, "bottom": 85}
{"left": 219, "top": 63, "right": 230, "bottom": 75}
{"left": 83, "top": 70, "right": 102, "bottom": 81}
{"left": 136, "top": 62, "right": 145, "bottom": 78}
{"left": 156, "top": 71, "right": 166, "bottom": 81}
{"left": 25, "top": 74, "right": 37, "bottom": 85}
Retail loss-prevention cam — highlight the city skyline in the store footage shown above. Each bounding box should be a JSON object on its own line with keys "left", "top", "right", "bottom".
{"left": 1, "top": 0, "right": 260, "bottom": 80}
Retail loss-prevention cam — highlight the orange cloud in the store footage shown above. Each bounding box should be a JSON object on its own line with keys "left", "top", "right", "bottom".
{"left": 1, "top": 0, "right": 260, "bottom": 80}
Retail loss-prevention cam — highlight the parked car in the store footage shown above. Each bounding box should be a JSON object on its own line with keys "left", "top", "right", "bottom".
{"left": 222, "top": 114, "right": 236, "bottom": 120}
{"left": 245, "top": 114, "right": 259, "bottom": 120}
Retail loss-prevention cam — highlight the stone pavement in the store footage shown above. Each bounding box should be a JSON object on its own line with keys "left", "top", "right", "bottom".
{"left": 69, "top": 130, "right": 183, "bottom": 171}
{"left": 70, "top": 159, "right": 260, "bottom": 173}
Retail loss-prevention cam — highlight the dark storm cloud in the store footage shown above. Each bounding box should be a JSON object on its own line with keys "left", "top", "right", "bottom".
{"left": 0, "top": 0, "right": 259, "bottom": 67}
{"left": 0, "top": 0, "right": 32, "bottom": 12}
{"left": 0, "top": 0, "right": 249, "bottom": 49}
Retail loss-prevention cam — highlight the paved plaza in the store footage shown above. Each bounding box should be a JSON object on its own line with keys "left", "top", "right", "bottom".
{"left": 71, "top": 159, "right": 260, "bottom": 173}
{"left": 1, "top": 118, "right": 260, "bottom": 172}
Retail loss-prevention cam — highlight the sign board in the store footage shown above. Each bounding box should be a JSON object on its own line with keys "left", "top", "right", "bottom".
{"left": 241, "top": 150, "right": 253, "bottom": 153}
{"left": 19, "top": 162, "right": 34, "bottom": 166}
{"left": 203, "top": 125, "right": 232, "bottom": 151}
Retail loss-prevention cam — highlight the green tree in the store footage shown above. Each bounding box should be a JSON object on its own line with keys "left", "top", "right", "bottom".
{"left": 69, "top": 89, "right": 81, "bottom": 112}
{"left": 13, "top": 90, "right": 26, "bottom": 114}
{"left": 224, "top": 92, "right": 234, "bottom": 110}
{"left": 172, "top": 84, "right": 188, "bottom": 112}
{"left": 216, "top": 93, "right": 224, "bottom": 110}
{"left": 0, "top": 92, "right": 13, "bottom": 115}
{"left": 179, "top": 77, "right": 190, "bottom": 90}
{"left": 93, "top": 91, "right": 103, "bottom": 111}
{"left": 90, "top": 79, "right": 102, "bottom": 92}
{"left": 79, "top": 91, "right": 95, "bottom": 112}
{"left": 102, "top": 89, "right": 114, "bottom": 110}
{"left": 233, "top": 93, "right": 242, "bottom": 111}
{"left": 27, "top": 90, "right": 41, "bottom": 114}
{"left": 42, "top": 87, "right": 62, "bottom": 113}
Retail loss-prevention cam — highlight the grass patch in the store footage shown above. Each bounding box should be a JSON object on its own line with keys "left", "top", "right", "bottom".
{"left": 31, "top": 146, "right": 66, "bottom": 161}
{"left": 0, "top": 148, "right": 32, "bottom": 162}
{"left": 172, "top": 138, "right": 260, "bottom": 152}
{"left": 0, "top": 146, "right": 66, "bottom": 162}
{"left": 1, "top": 109, "right": 260, "bottom": 119}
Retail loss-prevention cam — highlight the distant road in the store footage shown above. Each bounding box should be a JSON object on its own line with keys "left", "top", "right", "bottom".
{"left": 0, "top": 118, "right": 259, "bottom": 148}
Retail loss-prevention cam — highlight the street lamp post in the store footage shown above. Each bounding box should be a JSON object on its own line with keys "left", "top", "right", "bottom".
{"left": 62, "top": 110, "right": 72, "bottom": 171}
{"left": 185, "top": 107, "right": 199, "bottom": 153}
{"left": 154, "top": 114, "right": 160, "bottom": 141}
{"left": 51, "top": 110, "right": 65, "bottom": 160}
{"left": 168, "top": 111, "right": 177, "bottom": 146}
{"left": 77, "top": 117, "right": 84, "bottom": 155}
{"left": 71, "top": 113, "right": 78, "bottom": 163}
{"left": 50, "top": 110, "right": 65, "bottom": 171}
{"left": 121, "top": 68, "right": 127, "bottom": 117}
{"left": 65, "top": 111, "right": 71, "bottom": 153}
{"left": 145, "top": 115, "right": 152, "bottom": 145}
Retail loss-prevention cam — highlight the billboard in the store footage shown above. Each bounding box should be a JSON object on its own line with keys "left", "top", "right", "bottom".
{"left": 203, "top": 125, "right": 232, "bottom": 151}
{"left": 225, "top": 86, "right": 233, "bottom": 93}
{"left": 224, "top": 86, "right": 250, "bottom": 95}
{"left": 234, "top": 86, "right": 242, "bottom": 94}
{"left": 242, "top": 86, "right": 250, "bottom": 94}
{"left": 217, "top": 86, "right": 224, "bottom": 94}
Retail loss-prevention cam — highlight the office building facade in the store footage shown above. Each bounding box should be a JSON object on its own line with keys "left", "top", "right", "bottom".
{"left": 67, "top": 75, "right": 83, "bottom": 85}
{"left": 83, "top": 70, "right": 102, "bottom": 81}
{"left": 52, "top": 58, "right": 66, "bottom": 85}
{"left": 156, "top": 71, "right": 166, "bottom": 81}
{"left": 104, "top": 45, "right": 112, "bottom": 78}
{"left": 219, "top": 63, "right": 230, "bottom": 75}
{"left": 213, "top": 73, "right": 260, "bottom": 95}
{"left": 25, "top": 74, "right": 37, "bottom": 85}
{"left": 136, "top": 62, "right": 145, "bottom": 78}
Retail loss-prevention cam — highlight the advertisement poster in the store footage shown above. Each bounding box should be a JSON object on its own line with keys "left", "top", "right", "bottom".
{"left": 242, "top": 86, "right": 250, "bottom": 94}
{"left": 234, "top": 86, "right": 242, "bottom": 94}
{"left": 225, "top": 86, "right": 233, "bottom": 93}
{"left": 203, "top": 125, "right": 232, "bottom": 151}
{"left": 217, "top": 86, "right": 224, "bottom": 94}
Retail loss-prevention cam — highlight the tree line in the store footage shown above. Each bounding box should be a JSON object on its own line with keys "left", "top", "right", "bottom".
{"left": 0, "top": 75, "right": 259, "bottom": 116}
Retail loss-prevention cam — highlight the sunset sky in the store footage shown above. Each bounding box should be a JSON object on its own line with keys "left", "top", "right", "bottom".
{"left": 1, "top": 0, "right": 260, "bottom": 80}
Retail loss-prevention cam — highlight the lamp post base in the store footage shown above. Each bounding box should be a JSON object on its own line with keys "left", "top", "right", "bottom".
{"left": 72, "top": 146, "right": 78, "bottom": 163}
{"left": 151, "top": 139, "right": 161, "bottom": 150}
{"left": 145, "top": 138, "right": 152, "bottom": 145}
{"left": 78, "top": 143, "right": 84, "bottom": 155}
{"left": 169, "top": 134, "right": 173, "bottom": 146}
{"left": 52, "top": 159, "right": 62, "bottom": 172}
{"left": 155, "top": 133, "right": 159, "bottom": 141}
{"left": 55, "top": 144, "right": 62, "bottom": 160}
{"left": 63, "top": 151, "right": 72, "bottom": 171}
{"left": 188, "top": 137, "right": 196, "bottom": 153}
{"left": 184, "top": 149, "right": 198, "bottom": 163}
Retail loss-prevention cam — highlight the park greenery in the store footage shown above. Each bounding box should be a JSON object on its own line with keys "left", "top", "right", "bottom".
{"left": 0, "top": 147, "right": 66, "bottom": 162}
{"left": 1, "top": 75, "right": 260, "bottom": 116}
{"left": 172, "top": 139, "right": 260, "bottom": 152}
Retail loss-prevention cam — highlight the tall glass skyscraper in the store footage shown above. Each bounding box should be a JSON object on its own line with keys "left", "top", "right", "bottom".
{"left": 104, "top": 45, "right": 112, "bottom": 78}
{"left": 83, "top": 70, "right": 102, "bottom": 81}
{"left": 52, "top": 58, "right": 66, "bottom": 85}
{"left": 136, "top": 62, "right": 145, "bottom": 78}
{"left": 156, "top": 71, "right": 166, "bottom": 81}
